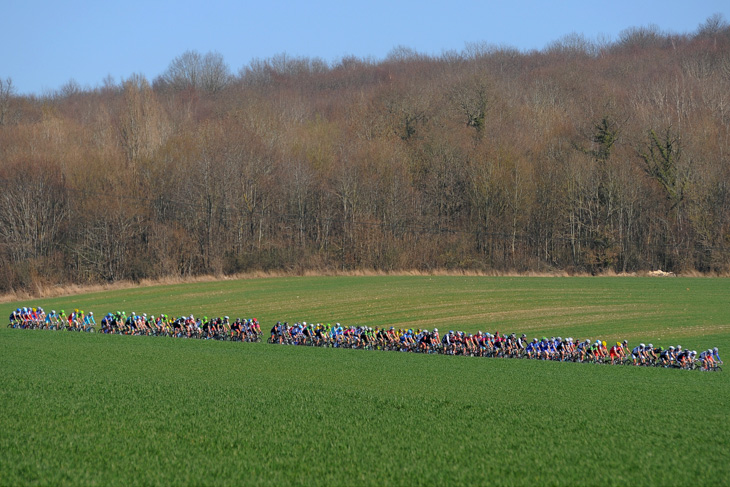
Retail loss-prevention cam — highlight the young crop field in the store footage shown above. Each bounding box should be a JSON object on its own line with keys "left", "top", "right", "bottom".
{"left": 1, "top": 276, "right": 729, "bottom": 485}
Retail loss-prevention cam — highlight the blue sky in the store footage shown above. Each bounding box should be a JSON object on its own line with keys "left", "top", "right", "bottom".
{"left": 3, "top": 0, "right": 729, "bottom": 95}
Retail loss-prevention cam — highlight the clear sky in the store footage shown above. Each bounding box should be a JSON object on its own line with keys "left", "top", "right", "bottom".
{"left": 3, "top": 0, "right": 729, "bottom": 95}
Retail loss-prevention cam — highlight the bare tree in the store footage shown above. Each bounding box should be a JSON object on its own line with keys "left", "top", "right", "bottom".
{"left": 0, "top": 77, "right": 15, "bottom": 125}
{"left": 696, "top": 13, "right": 729, "bottom": 38}
{"left": 616, "top": 24, "right": 664, "bottom": 51}
{"left": 545, "top": 32, "right": 596, "bottom": 57}
{"left": 639, "top": 128, "right": 689, "bottom": 213}
{"left": 450, "top": 75, "right": 492, "bottom": 140}
{"left": 58, "top": 78, "right": 81, "bottom": 98}
{"left": 157, "top": 50, "right": 232, "bottom": 93}
{"left": 118, "top": 74, "right": 169, "bottom": 166}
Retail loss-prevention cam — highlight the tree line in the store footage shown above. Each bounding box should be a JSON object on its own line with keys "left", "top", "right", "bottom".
{"left": 1, "top": 17, "right": 730, "bottom": 292}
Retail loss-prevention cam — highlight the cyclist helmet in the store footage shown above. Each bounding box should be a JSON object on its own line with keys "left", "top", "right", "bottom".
{"left": 89, "top": 312, "right": 93, "bottom": 315}
{"left": 434, "top": 328, "right": 438, "bottom": 332}
{"left": 640, "top": 343, "right": 645, "bottom": 348}
{"left": 708, "top": 349, "right": 713, "bottom": 354}
{"left": 714, "top": 347, "right": 718, "bottom": 353}
{"left": 648, "top": 343, "right": 653, "bottom": 348}
{"left": 669, "top": 346, "right": 675, "bottom": 350}
{"left": 616, "top": 342, "right": 621, "bottom": 346}
{"left": 677, "top": 345, "right": 682, "bottom": 350}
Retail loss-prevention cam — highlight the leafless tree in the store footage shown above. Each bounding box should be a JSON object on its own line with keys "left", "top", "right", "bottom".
{"left": 157, "top": 50, "right": 232, "bottom": 93}
{"left": 0, "top": 77, "right": 15, "bottom": 125}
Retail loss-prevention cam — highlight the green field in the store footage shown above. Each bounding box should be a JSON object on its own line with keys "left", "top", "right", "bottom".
{"left": 1, "top": 276, "right": 729, "bottom": 485}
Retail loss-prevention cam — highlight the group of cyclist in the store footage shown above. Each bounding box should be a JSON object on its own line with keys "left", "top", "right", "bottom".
{"left": 8, "top": 305, "right": 723, "bottom": 371}
{"left": 268, "top": 321, "right": 723, "bottom": 371}
{"left": 8, "top": 306, "right": 262, "bottom": 342}
{"left": 9, "top": 307, "right": 96, "bottom": 331}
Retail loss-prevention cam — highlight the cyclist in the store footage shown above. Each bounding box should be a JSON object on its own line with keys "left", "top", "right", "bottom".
{"left": 711, "top": 347, "right": 722, "bottom": 365}
{"left": 250, "top": 318, "right": 260, "bottom": 337}
{"left": 301, "top": 323, "right": 313, "bottom": 345}
{"left": 419, "top": 329, "right": 433, "bottom": 353}
{"left": 84, "top": 311, "right": 96, "bottom": 332}
{"left": 591, "top": 340, "right": 601, "bottom": 361}
{"left": 513, "top": 334, "right": 527, "bottom": 357}
{"left": 504, "top": 333, "right": 517, "bottom": 356}
{"left": 440, "top": 330, "right": 449, "bottom": 354}
{"left": 642, "top": 343, "right": 656, "bottom": 364}
{"left": 230, "top": 318, "right": 242, "bottom": 339}
{"left": 44, "top": 310, "right": 56, "bottom": 330}
{"left": 464, "top": 333, "right": 477, "bottom": 356}
{"left": 9, "top": 309, "right": 19, "bottom": 326}
{"left": 608, "top": 342, "right": 623, "bottom": 365}
{"left": 537, "top": 337, "right": 550, "bottom": 360}
{"left": 699, "top": 349, "right": 715, "bottom": 370}
{"left": 382, "top": 326, "right": 393, "bottom": 346}
{"left": 684, "top": 348, "right": 695, "bottom": 368}
{"left": 650, "top": 344, "right": 663, "bottom": 363}
{"left": 525, "top": 338, "right": 539, "bottom": 359}
{"left": 36, "top": 307, "right": 46, "bottom": 324}
{"left": 657, "top": 346, "right": 669, "bottom": 366}
{"left": 675, "top": 347, "right": 690, "bottom": 368}
{"left": 631, "top": 343, "right": 647, "bottom": 365}
{"left": 431, "top": 328, "right": 441, "bottom": 349}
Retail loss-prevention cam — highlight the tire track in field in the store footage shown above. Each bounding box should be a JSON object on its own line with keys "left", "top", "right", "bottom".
{"left": 616, "top": 323, "right": 730, "bottom": 341}
{"left": 390, "top": 304, "right": 641, "bottom": 329}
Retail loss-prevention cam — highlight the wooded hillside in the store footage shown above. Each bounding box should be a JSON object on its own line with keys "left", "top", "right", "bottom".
{"left": 2, "top": 19, "right": 730, "bottom": 291}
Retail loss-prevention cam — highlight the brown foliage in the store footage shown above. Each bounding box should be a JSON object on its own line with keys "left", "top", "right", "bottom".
{"left": 2, "top": 23, "right": 730, "bottom": 293}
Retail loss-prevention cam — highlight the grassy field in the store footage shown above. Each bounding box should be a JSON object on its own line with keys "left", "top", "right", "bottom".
{"left": 1, "top": 276, "right": 729, "bottom": 485}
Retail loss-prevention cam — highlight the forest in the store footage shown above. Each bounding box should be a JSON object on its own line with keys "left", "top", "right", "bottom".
{"left": 1, "top": 17, "right": 729, "bottom": 292}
